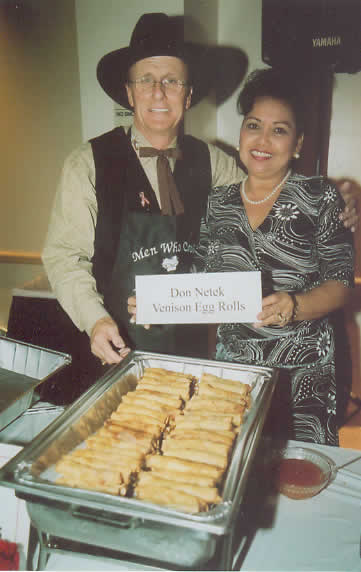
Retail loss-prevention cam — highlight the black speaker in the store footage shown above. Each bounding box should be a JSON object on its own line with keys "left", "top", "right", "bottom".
{"left": 262, "top": 0, "right": 361, "bottom": 73}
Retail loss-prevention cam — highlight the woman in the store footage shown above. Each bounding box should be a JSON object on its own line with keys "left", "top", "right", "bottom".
{"left": 197, "top": 68, "right": 354, "bottom": 445}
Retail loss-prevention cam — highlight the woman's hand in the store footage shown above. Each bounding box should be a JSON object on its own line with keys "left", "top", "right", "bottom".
{"left": 254, "top": 280, "right": 350, "bottom": 328}
{"left": 254, "top": 292, "right": 295, "bottom": 328}
{"left": 127, "top": 295, "right": 151, "bottom": 330}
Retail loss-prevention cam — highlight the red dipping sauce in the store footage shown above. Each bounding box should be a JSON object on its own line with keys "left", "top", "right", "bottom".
{"left": 273, "top": 458, "right": 326, "bottom": 499}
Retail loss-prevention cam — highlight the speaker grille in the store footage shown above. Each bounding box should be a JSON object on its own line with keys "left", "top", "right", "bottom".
{"left": 262, "top": 0, "right": 361, "bottom": 73}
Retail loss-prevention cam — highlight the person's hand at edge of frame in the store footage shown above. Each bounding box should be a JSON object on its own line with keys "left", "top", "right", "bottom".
{"left": 90, "top": 316, "right": 131, "bottom": 365}
{"left": 335, "top": 178, "right": 360, "bottom": 233}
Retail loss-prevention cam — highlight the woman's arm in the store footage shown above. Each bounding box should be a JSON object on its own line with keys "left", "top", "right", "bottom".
{"left": 255, "top": 281, "right": 350, "bottom": 327}
{"left": 256, "top": 178, "right": 354, "bottom": 328}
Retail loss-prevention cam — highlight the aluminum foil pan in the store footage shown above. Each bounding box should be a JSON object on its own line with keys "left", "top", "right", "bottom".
{"left": 0, "top": 336, "right": 71, "bottom": 430}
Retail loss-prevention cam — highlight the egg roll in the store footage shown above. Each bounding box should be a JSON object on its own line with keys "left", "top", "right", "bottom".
{"left": 146, "top": 454, "right": 223, "bottom": 480}
{"left": 170, "top": 428, "right": 235, "bottom": 446}
{"left": 197, "top": 384, "right": 249, "bottom": 406}
{"left": 136, "top": 379, "right": 190, "bottom": 400}
{"left": 131, "top": 389, "right": 182, "bottom": 408}
{"left": 141, "top": 374, "right": 191, "bottom": 387}
{"left": 69, "top": 448, "right": 143, "bottom": 468}
{"left": 147, "top": 468, "right": 218, "bottom": 488}
{"left": 57, "top": 476, "right": 121, "bottom": 496}
{"left": 98, "top": 427, "right": 158, "bottom": 448}
{"left": 135, "top": 482, "right": 207, "bottom": 513}
{"left": 97, "top": 426, "right": 155, "bottom": 445}
{"left": 200, "top": 373, "right": 251, "bottom": 396}
{"left": 121, "top": 394, "right": 176, "bottom": 414}
{"left": 174, "top": 416, "right": 233, "bottom": 432}
{"left": 71, "top": 446, "right": 145, "bottom": 466}
{"left": 162, "top": 437, "right": 230, "bottom": 458}
{"left": 109, "top": 412, "right": 164, "bottom": 429}
{"left": 187, "top": 397, "right": 243, "bottom": 415}
{"left": 113, "top": 404, "right": 169, "bottom": 423}
{"left": 143, "top": 368, "right": 193, "bottom": 382}
{"left": 105, "top": 418, "right": 163, "bottom": 436}
{"left": 162, "top": 447, "right": 227, "bottom": 469}
{"left": 137, "top": 472, "right": 221, "bottom": 504}
{"left": 182, "top": 409, "right": 244, "bottom": 427}
{"left": 56, "top": 458, "right": 124, "bottom": 484}
{"left": 86, "top": 435, "right": 151, "bottom": 455}
{"left": 63, "top": 457, "right": 136, "bottom": 480}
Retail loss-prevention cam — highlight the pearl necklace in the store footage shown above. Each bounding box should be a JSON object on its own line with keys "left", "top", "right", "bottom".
{"left": 241, "top": 169, "right": 292, "bottom": 205}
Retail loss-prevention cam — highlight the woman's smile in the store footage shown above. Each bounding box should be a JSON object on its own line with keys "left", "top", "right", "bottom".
{"left": 250, "top": 149, "right": 272, "bottom": 160}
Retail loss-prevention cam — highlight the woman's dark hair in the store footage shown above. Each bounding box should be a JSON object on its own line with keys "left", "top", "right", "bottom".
{"left": 237, "top": 67, "right": 306, "bottom": 135}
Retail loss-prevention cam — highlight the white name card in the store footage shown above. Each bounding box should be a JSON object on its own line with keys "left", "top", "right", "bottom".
{"left": 135, "top": 271, "right": 262, "bottom": 324}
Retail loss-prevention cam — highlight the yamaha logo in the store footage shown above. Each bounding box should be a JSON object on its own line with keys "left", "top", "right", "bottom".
{"left": 312, "top": 36, "right": 342, "bottom": 48}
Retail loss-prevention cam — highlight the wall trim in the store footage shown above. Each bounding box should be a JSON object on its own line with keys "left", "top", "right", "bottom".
{"left": 0, "top": 251, "right": 42, "bottom": 264}
{"left": 0, "top": 250, "right": 360, "bottom": 284}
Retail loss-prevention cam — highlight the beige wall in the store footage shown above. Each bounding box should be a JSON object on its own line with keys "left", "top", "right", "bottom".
{"left": 0, "top": 0, "right": 82, "bottom": 252}
{"left": 329, "top": 73, "right": 361, "bottom": 181}
{"left": 184, "top": 0, "right": 218, "bottom": 142}
{"left": 0, "top": 0, "right": 82, "bottom": 329}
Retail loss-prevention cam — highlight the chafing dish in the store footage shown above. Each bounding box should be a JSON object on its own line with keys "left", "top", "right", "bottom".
{"left": 0, "top": 351, "right": 278, "bottom": 570}
{"left": 0, "top": 336, "right": 71, "bottom": 431}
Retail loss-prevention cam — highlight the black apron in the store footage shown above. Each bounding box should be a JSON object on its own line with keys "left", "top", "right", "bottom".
{"left": 108, "top": 207, "right": 200, "bottom": 354}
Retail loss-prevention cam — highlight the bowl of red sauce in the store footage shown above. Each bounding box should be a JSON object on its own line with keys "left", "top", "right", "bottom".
{"left": 271, "top": 446, "right": 337, "bottom": 500}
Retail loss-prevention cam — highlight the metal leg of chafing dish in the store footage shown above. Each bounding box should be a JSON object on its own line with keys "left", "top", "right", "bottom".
{"left": 34, "top": 530, "right": 50, "bottom": 571}
{"left": 217, "top": 529, "right": 235, "bottom": 571}
{"left": 26, "top": 524, "right": 39, "bottom": 571}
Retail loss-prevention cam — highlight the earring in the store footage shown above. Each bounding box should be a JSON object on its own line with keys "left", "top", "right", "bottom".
{"left": 293, "top": 152, "right": 300, "bottom": 159}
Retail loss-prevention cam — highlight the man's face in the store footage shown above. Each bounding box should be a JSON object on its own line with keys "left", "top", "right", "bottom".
{"left": 126, "top": 56, "right": 192, "bottom": 144}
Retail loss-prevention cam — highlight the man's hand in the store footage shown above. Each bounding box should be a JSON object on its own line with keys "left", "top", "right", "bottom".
{"left": 90, "top": 316, "right": 130, "bottom": 365}
{"left": 336, "top": 179, "right": 360, "bottom": 232}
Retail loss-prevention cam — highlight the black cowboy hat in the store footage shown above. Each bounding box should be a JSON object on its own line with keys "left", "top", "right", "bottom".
{"left": 97, "top": 13, "right": 211, "bottom": 109}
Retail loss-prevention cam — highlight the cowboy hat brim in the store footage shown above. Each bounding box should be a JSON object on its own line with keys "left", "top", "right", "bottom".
{"left": 96, "top": 41, "right": 210, "bottom": 110}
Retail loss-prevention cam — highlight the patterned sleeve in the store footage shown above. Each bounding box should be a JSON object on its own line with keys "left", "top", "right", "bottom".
{"left": 316, "top": 178, "right": 354, "bottom": 287}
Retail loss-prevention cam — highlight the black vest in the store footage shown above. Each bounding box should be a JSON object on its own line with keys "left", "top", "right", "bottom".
{"left": 90, "top": 127, "right": 212, "bottom": 299}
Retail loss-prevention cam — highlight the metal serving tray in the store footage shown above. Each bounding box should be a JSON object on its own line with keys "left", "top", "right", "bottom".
{"left": 0, "top": 337, "right": 71, "bottom": 431}
{"left": 0, "top": 351, "right": 277, "bottom": 570}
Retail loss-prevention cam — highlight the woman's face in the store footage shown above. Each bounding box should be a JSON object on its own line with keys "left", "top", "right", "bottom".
{"left": 239, "top": 96, "right": 303, "bottom": 181}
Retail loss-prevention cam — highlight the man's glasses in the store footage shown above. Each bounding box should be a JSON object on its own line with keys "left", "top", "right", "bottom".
{"left": 128, "top": 77, "right": 188, "bottom": 94}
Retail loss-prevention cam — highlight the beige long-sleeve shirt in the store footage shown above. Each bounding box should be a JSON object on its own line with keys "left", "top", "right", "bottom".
{"left": 42, "top": 126, "right": 244, "bottom": 336}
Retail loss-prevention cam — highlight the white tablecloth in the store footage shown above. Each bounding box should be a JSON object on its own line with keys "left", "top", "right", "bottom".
{"left": 237, "top": 441, "right": 361, "bottom": 571}
{"left": 1, "top": 408, "right": 360, "bottom": 571}
{"left": 40, "top": 440, "right": 361, "bottom": 572}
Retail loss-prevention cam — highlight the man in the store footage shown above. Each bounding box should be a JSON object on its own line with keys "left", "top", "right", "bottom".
{"left": 42, "top": 13, "right": 357, "bottom": 375}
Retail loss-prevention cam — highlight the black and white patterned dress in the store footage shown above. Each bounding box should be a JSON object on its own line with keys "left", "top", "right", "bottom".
{"left": 197, "top": 174, "right": 354, "bottom": 445}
